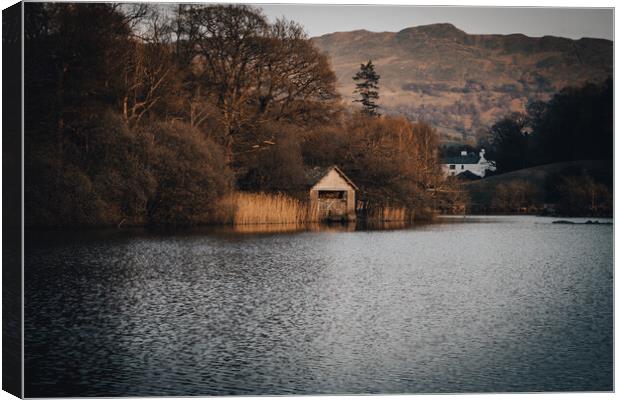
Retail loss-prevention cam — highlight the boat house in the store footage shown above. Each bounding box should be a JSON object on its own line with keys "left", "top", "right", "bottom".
{"left": 308, "top": 166, "right": 358, "bottom": 221}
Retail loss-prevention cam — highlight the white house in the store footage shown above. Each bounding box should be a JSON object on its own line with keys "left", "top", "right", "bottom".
{"left": 441, "top": 149, "right": 496, "bottom": 178}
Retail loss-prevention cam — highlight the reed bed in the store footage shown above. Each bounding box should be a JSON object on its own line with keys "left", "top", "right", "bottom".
{"left": 366, "top": 206, "right": 409, "bottom": 222}
{"left": 357, "top": 206, "right": 410, "bottom": 229}
{"left": 221, "top": 192, "right": 316, "bottom": 225}
{"left": 217, "top": 192, "right": 416, "bottom": 228}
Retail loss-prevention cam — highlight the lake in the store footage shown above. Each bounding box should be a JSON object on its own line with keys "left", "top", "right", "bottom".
{"left": 24, "top": 216, "right": 613, "bottom": 396}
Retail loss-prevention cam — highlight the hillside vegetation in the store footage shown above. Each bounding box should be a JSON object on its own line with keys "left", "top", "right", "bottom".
{"left": 312, "top": 24, "right": 612, "bottom": 142}
{"left": 464, "top": 160, "right": 612, "bottom": 216}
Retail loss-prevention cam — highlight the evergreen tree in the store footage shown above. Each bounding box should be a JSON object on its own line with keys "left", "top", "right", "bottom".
{"left": 353, "top": 60, "right": 380, "bottom": 116}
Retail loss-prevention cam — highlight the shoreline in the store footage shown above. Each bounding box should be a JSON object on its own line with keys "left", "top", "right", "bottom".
{"left": 23, "top": 214, "right": 614, "bottom": 235}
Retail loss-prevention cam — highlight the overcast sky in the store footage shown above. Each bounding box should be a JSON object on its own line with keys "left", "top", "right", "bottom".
{"left": 256, "top": 5, "right": 613, "bottom": 40}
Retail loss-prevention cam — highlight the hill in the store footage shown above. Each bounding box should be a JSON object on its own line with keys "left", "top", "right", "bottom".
{"left": 464, "top": 160, "right": 612, "bottom": 211}
{"left": 312, "top": 24, "right": 612, "bottom": 142}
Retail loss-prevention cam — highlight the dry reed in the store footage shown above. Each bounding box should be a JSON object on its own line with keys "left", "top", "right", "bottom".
{"left": 217, "top": 192, "right": 414, "bottom": 227}
{"left": 367, "top": 206, "right": 408, "bottom": 222}
{"left": 221, "top": 192, "right": 316, "bottom": 225}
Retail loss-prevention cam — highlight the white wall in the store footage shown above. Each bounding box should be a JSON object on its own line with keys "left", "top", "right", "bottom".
{"left": 442, "top": 160, "right": 495, "bottom": 178}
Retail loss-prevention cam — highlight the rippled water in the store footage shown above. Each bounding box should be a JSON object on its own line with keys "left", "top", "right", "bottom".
{"left": 25, "top": 216, "right": 613, "bottom": 396}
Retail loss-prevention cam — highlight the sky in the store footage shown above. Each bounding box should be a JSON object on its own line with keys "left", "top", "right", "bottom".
{"left": 255, "top": 5, "right": 613, "bottom": 40}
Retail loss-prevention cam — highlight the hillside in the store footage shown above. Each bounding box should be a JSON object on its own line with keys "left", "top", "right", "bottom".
{"left": 312, "top": 24, "right": 612, "bottom": 142}
{"left": 464, "top": 160, "right": 612, "bottom": 209}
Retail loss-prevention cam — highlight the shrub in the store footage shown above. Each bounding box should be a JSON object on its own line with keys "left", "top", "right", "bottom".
{"left": 144, "top": 121, "right": 234, "bottom": 226}
{"left": 25, "top": 111, "right": 155, "bottom": 227}
{"left": 236, "top": 122, "right": 307, "bottom": 192}
{"left": 492, "top": 180, "right": 537, "bottom": 212}
{"left": 555, "top": 175, "right": 612, "bottom": 217}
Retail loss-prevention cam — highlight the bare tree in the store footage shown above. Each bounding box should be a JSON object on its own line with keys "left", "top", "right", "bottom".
{"left": 120, "top": 6, "right": 178, "bottom": 127}
{"left": 175, "top": 5, "right": 339, "bottom": 160}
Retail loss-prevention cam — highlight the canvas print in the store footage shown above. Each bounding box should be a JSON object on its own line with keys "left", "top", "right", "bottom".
{"left": 7, "top": 1, "right": 614, "bottom": 397}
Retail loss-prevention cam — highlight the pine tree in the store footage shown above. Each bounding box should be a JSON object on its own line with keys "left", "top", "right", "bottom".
{"left": 353, "top": 60, "right": 380, "bottom": 116}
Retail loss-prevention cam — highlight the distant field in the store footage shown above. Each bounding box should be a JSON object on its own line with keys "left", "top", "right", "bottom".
{"left": 465, "top": 160, "right": 612, "bottom": 207}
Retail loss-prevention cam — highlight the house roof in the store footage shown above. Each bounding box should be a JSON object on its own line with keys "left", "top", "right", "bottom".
{"left": 306, "top": 165, "right": 359, "bottom": 191}
{"left": 455, "top": 170, "right": 482, "bottom": 180}
{"left": 441, "top": 153, "right": 481, "bottom": 165}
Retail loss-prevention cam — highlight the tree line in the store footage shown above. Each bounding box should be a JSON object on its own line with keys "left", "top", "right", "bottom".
{"left": 460, "top": 79, "right": 613, "bottom": 217}
{"left": 483, "top": 78, "right": 612, "bottom": 173}
{"left": 24, "top": 3, "right": 443, "bottom": 227}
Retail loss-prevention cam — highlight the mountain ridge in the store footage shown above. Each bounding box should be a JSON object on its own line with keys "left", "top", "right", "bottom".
{"left": 311, "top": 23, "right": 612, "bottom": 143}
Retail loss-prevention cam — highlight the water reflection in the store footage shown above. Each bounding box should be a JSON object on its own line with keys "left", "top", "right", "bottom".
{"left": 230, "top": 221, "right": 356, "bottom": 234}
{"left": 24, "top": 216, "right": 613, "bottom": 396}
{"left": 228, "top": 219, "right": 410, "bottom": 234}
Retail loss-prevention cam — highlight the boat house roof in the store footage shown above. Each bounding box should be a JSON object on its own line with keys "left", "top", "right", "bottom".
{"left": 306, "top": 165, "right": 359, "bottom": 191}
